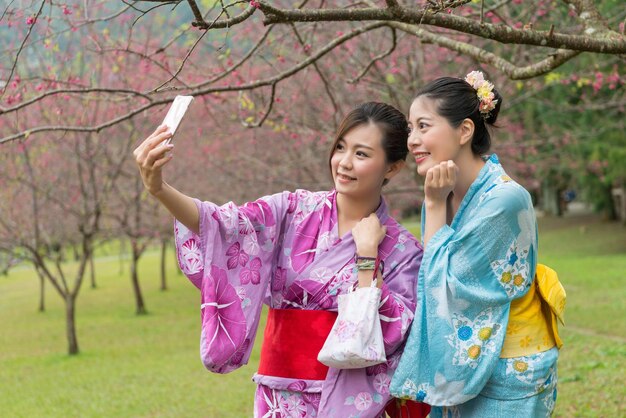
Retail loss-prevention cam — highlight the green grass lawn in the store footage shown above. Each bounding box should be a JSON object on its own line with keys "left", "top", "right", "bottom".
{"left": 0, "top": 214, "right": 624, "bottom": 417}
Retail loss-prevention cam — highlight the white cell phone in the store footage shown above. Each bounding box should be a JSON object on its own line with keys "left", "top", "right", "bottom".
{"left": 162, "top": 95, "right": 194, "bottom": 144}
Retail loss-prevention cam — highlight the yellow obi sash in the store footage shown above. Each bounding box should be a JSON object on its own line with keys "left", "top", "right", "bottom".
{"left": 500, "top": 264, "right": 566, "bottom": 358}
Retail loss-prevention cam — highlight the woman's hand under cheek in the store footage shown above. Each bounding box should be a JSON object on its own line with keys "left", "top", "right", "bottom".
{"left": 352, "top": 213, "right": 387, "bottom": 258}
{"left": 424, "top": 160, "right": 458, "bottom": 204}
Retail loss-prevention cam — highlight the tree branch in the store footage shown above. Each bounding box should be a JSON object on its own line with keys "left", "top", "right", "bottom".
{"left": 240, "top": 82, "right": 276, "bottom": 128}
{"left": 188, "top": 2, "right": 256, "bottom": 29}
{"left": 389, "top": 21, "right": 581, "bottom": 79}
{"left": 259, "top": 3, "right": 626, "bottom": 54}
{"left": 1, "top": 0, "right": 46, "bottom": 99}
{"left": 1, "top": 22, "right": 385, "bottom": 144}
{"left": 348, "top": 27, "right": 397, "bottom": 84}
{"left": 0, "top": 88, "right": 152, "bottom": 116}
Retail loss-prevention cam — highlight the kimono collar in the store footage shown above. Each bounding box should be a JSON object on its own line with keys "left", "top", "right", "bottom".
{"left": 448, "top": 153, "right": 503, "bottom": 230}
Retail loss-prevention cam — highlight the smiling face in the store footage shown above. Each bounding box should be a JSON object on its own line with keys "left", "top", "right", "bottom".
{"left": 330, "top": 123, "right": 396, "bottom": 199}
{"left": 407, "top": 96, "right": 468, "bottom": 177}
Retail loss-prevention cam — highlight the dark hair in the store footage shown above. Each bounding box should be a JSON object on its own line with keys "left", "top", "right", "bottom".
{"left": 328, "top": 102, "right": 409, "bottom": 185}
{"left": 414, "top": 77, "right": 503, "bottom": 155}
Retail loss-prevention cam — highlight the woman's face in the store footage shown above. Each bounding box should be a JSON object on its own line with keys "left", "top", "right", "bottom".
{"left": 330, "top": 123, "right": 392, "bottom": 199}
{"left": 407, "top": 96, "right": 464, "bottom": 177}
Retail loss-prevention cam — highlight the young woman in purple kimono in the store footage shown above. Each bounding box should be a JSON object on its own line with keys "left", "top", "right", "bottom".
{"left": 134, "top": 102, "right": 427, "bottom": 418}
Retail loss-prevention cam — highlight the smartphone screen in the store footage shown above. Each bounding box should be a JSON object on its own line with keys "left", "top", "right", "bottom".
{"left": 162, "top": 95, "right": 194, "bottom": 144}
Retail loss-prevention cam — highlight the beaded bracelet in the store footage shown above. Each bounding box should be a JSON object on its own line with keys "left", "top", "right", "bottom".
{"left": 355, "top": 254, "right": 384, "bottom": 276}
{"left": 355, "top": 258, "right": 377, "bottom": 271}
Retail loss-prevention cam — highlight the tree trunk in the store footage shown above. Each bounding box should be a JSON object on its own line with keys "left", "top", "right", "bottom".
{"left": 131, "top": 241, "right": 147, "bottom": 315}
{"left": 160, "top": 239, "right": 167, "bottom": 291}
{"left": 541, "top": 183, "right": 562, "bottom": 216}
{"left": 604, "top": 184, "right": 618, "bottom": 221}
{"left": 37, "top": 266, "right": 45, "bottom": 312}
{"left": 119, "top": 239, "right": 126, "bottom": 276}
{"left": 89, "top": 252, "right": 97, "bottom": 289}
{"left": 66, "top": 294, "right": 79, "bottom": 355}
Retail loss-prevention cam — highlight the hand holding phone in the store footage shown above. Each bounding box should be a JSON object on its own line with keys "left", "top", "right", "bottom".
{"left": 162, "top": 95, "right": 194, "bottom": 144}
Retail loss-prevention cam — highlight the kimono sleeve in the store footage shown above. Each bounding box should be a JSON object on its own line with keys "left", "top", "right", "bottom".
{"left": 390, "top": 184, "right": 538, "bottom": 406}
{"left": 378, "top": 239, "right": 422, "bottom": 355}
{"left": 174, "top": 191, "right": 297, "bottom": 374}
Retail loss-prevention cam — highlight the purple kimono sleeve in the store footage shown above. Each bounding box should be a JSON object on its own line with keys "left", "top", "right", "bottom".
{"left": 174, "top": 191, "right": 295, "bottom": 374}
{"left": 379, "top": 243, "right": 423, "bottom": 355}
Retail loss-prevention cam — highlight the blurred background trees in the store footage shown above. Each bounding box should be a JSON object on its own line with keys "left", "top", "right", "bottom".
{"left": 0, "top": 0, "right": 624, "bottom": 354}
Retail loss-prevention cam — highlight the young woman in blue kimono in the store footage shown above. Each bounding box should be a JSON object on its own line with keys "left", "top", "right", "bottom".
{"left": 372, "top": 73, "right": 564, "bottom": 417}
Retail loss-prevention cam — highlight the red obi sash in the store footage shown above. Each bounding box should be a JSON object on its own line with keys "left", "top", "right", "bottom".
{"left": 258, "top": 308, "right": 337, "bottom": 380}
{"left": 385, "top": 398, "right": 431, "bottom": 418}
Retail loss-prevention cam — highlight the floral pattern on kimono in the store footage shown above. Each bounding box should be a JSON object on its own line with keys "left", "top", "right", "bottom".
{"left": 390, "top": 155, "right": 558, "bottom": 417}
{"left": 175, "top": 189, "right": 422, "bottom": 418}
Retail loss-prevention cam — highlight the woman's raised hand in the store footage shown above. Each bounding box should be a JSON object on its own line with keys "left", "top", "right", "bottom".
{"left": 424, "top": 160, "right": 458, "bottom": 204}
{"left": 133, "top": 125, "right": 174, "bottom": 196}
{"left": 352, "top": 213, "right": 387, "bottom": 257}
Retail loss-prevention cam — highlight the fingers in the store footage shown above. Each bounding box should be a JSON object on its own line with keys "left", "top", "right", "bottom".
{"left": 134, "top": 125, "right": 172, "bottom": 162}
{"left": 431, "top": 164, "right": 441, "bottom": 184}
{"left": 426, "top": 161, "right": 457, "bottom": 186}
{"left": 152, "top": 152, "right": 173, "bottom": 169}
{"left": 144, "top": 141, "right": 174, "bottom": 168}
{"left": 446, "top": 160, "right": 457, "bottom": 183}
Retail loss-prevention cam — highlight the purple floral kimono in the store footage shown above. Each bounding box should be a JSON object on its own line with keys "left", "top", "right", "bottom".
{"left": 174, "top": 189, "right": 422, "bottom": 418}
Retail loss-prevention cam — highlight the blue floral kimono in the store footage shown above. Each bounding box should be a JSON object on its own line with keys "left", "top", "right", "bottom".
{"left": 390, "top": 155, "right": 558, "bottom": 417}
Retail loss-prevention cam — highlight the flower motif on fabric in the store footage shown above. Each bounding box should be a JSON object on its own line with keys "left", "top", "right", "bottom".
{"left": 287, "top": 192, "right": 298, "bottom": 214}
{"left": 367, "top": 363, "right": 389, "bottom": 377}
{"left": 345, "top": 391, "right": 380, "bottom": 412}
{"left": 180, "top": 238, "right": 203, "bottom": 275}
{"left": 447, "top": 309, "right": 501, "bottom": 368}
{"left": 214, "top": 203, "right": 239, "bottom": 242}
{"left": 243, "top": 234, "right": 260, "bottom": 256}
{"left": 395, "top": 379, "right": 429, "bottom": 402}
{"left": 293, "top": 191, "right": 325, "bottom": 224}
{"left": 373, "top": 373, "right": 391, "bottom": 395}
{"left": 309, "top": 267, "right": 333, "bottom": 283}
{"left": 238, "top": 212, "right": 255, "bottom": 235}
{"left": 316, "top": 231, "right": 333, "bottom": 254}
{"left": 257, "top": 387, "right": 281, "bottom": 418}
{"left": 354, "top": 392, "right": 373, "bottom": 411}
{"left": 333, "top": 319, "right": 359, "bottom": 342}
{"left": 540, "top": 367, "right": 558, "bottom": 415}
{"left": 234, "top": 286, "right": 251, "bottom": 309}
{"left": 394, "top": 233, "right": 409, "bottom": 252}
{"left": 505, "top": 355, "right": 540, "bottom": 385}
{"left": 226, "top": 242, "right": 250, "bottom": 270}
{"left": 272, "top": 267, "right": 287, "bottom": 291}
{"left": 279, "top": 394, "right": 307, "bottom": 418}
{"left": 337, "top": 264, "right": 355, "bottom": 284}
{"left": 534, "top": 359, "right": 557, "bottom": 393}
{"left": 200, "top": 265, "right": 246, "bottom": 367}
{"left": 364, "top": 343, "right": 383, "bottom": 361}
{"left": 490, "top": 240, "right": 531, "bottom": 297}
{"left": 399, "top": 379, "right": 418, "bottom": 399}
{"left": 240, "top": 257, "right": 262, "bottom": 285}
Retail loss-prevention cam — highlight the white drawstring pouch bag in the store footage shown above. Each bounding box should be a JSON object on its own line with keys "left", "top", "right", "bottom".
{"left": 317, "top": 279, "right": 386, "bottom": 369}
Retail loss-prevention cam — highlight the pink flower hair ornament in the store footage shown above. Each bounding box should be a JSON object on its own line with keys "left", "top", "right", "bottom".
{"left": 464, "top": 71, "right": 498, "bottom": 118}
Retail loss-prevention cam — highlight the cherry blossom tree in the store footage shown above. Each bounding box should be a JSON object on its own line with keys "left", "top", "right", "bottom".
{"left": 1, "top": 0, "right": 624, "bottom": 143}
